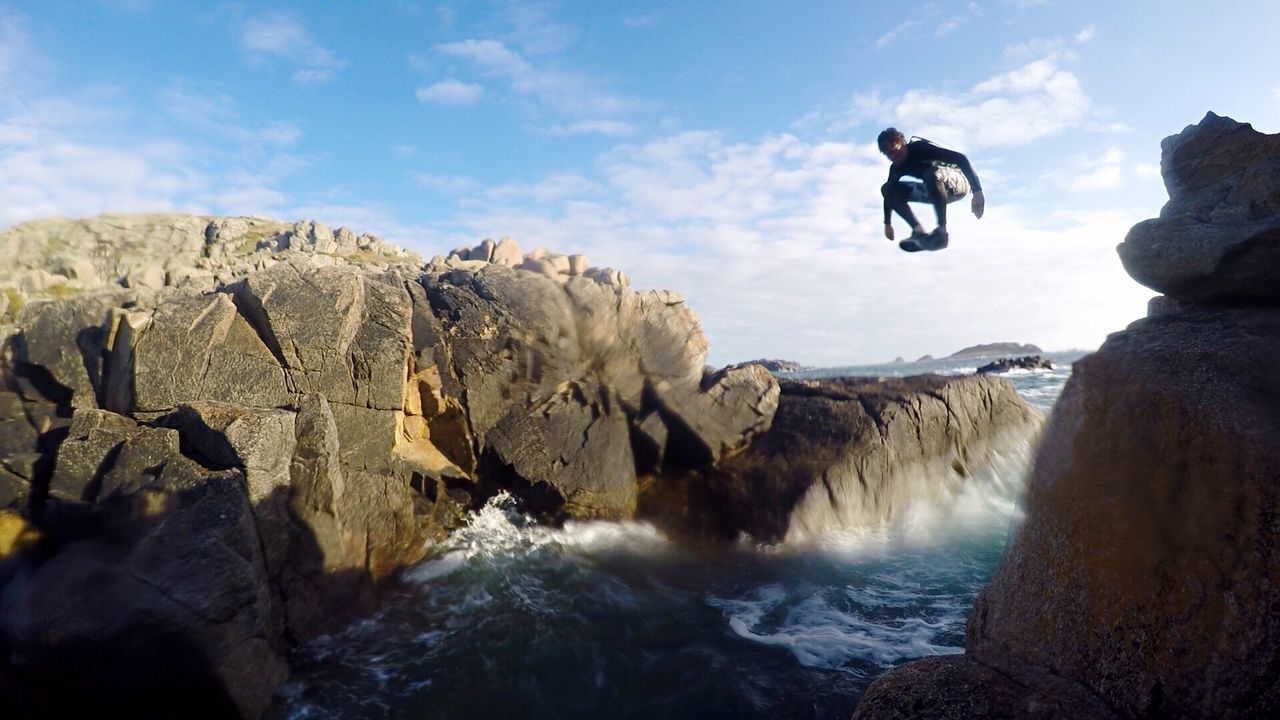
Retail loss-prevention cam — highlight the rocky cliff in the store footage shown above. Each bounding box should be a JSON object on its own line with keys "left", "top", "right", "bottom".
{"left": 853, "top": 113, "right": 1280, "bottom": 719}
{"left": 660, "top": 375, "right": 1038, "bottom": 544}
{"left": 0, "top": 213, "right": 1039, "bottom": 717}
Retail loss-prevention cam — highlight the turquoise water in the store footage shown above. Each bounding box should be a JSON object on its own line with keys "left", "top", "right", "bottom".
{"left": 273, "top": 353, "right": 1085, "bottom": 720}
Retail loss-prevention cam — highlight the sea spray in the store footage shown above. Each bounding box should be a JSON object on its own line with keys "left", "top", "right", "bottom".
{"left": 782, "top": 421, "right": 1041, "bottom": 544}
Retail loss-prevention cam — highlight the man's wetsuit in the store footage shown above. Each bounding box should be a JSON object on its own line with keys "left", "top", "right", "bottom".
{"left": 882, "top": 139, "right": 982, "bottom": 228}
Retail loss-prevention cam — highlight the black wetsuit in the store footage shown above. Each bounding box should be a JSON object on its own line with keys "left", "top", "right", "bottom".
{"left": 882, "top": 140, "right": 982, "bottom": 228}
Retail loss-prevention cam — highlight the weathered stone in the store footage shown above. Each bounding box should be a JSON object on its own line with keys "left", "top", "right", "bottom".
{"left": 656, "top": 362, "right": 779, "bottom": 466}
{"left": 625, "top": 289, "right": 706, "bottom": 388}
{"left": 1, "top": 466, "right": 287, "bottom": 719}
{"left": 232, "top": 260, "right": 412, "bottom": 412}
{"left": 491, "top": 237, "right": 522, "bottom": 266}
{"left": 517, "top": 257, "right": 559, "bottom": 278}
{"left": 701, "top": 374, "right": 1037, "bottom": 543}
{"left": 547, "top": 254, "right": 571, "bottom": 274}
{"left": 101, "top": 307, "right": 151, "bottom": 414}
{"left": 164, "top": 402, "right": 296, "bottom": 503}
{"left": 0, "top": 389, "right": 44, "bottom": 458}
{"left": 0, "top": 469, "right": 28, "bottom": 509}
{"left": 14, "top": 290, "right": 139, "bottom": 408}
{"left": 124, "top": 262, "right": 166, "bottom": 289}
{"left": 1118, "top": 112, "right": 1280, "bottom": 303}
{"left": 130, "top": 292, "right": 290, "bottom": 412}
{"left": 567, "top": 254, "right": 590, "bottom": 275}
{"left": 485, "top": 381, "right": 638, "bottom": 519}
{"left": 47, "top": 409, "right": 141, "bottom": 502}
{"left": 852, "top": 655, "right": 1118, "bottom": 720}
{"left": 963, "top": 307, "right": 1280, "bottom": 719}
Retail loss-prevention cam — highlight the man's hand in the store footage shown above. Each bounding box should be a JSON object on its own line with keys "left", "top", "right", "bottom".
{"left": 884, "top": 223, "right": 895, "bottom": 241}
{"left": 972, "top": 190, "right": 985, "bottom": 219}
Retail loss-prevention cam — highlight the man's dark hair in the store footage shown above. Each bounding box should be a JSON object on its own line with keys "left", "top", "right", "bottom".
{"left": 877, "top": 127, "right": 905, "bottom": 150}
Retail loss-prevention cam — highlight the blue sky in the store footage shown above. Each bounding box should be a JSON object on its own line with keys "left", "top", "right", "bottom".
{"left": 3, "top": 1, "right": 1278, "bottom": 365}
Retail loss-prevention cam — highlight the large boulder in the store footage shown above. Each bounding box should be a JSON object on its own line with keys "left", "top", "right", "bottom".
{"left": 423, "top": 262, "right": 779, "bottom": 520}
{"left": 1118, "top": 112, "right": 1280, "bottom": 303}
{"left": 0, "top": 433, "right": 288, "bottom": 719}
{"left": 687, "top": 374, "right": 1037, "bottom": 543}
{"left": 965, "top": 307, "right": 1280, "bottom": 719}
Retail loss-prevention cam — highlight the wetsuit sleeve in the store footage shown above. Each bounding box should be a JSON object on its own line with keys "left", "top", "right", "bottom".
{"left": 883, "top": 167, "right": 902, "bottom": 224}
{"left": 916, "top": 143, "right": 982, "bottom": 192}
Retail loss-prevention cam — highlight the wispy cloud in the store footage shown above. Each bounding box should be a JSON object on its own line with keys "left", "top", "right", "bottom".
{"left": 1059, "top": 146, "right": 1126, "bottom": 192}
{"left": 435, "top": 38, "right": 644, "bottom": 117}
{"left": 414, "top": 172, "right": 479, "bottom": 194}
{"left": 159, "top": 82, "right": 302, "bottom": 149}
{"left": 937, "top": 3, "right": 984, "bottom": 37}
{"left": 875, "top": 20, "right": 920, "bottom": 49}
{"left": 416, "top": 79, "right": 484, "bottom": 106}
{"left": 239, "top": 11, "right": 346, "bottom": 85}
{"left": 547, "top": 120, "right": 636, "bottom": 137}
{"left": 1075, "top": 24, "right": 1097, "bottom": 43}
{"left": 503, "top": 1, "right": 578, "bottom": 55}
{"left": 0, "top": 10, "right": 41, "bottom": 91}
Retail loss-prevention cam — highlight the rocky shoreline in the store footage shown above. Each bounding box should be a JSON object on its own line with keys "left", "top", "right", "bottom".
{"left": 0, "top": 214, "right": 1040, "bottom": 717}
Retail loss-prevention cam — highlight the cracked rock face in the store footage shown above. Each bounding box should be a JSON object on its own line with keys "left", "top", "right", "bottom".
{"left": 1118, "top": 112, "right": 1280, "bottom": 303}
{"left": 422, "top": 262, "right": 779, "bottom": 520}
{"left": 965, "top": 307, "right": 1280, "bottom": 719}
{"left": 694, "top": 374, "right": 1037, "bottom": 544}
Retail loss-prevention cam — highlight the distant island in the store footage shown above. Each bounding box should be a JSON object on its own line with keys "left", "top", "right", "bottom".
{"left": 946, "top": 342, "right": 1043, "bottom": 359}
{"left": 748, "top": 358, "right": 806, "bottom": 372}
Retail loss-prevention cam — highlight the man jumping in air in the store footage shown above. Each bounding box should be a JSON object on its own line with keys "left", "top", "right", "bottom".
{"left": 878, "top": 128, "right": 985, "bottom": 252}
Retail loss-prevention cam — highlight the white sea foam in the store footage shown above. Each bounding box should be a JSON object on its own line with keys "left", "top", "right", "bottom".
{"left": 709, "top": 587, "right": 963, "bottom": 670}
{"left": 781, "top": 426, "right": 1036, "bottom": 549}
{"left": 403, "top": 492, "right": 670, "bottom": 587}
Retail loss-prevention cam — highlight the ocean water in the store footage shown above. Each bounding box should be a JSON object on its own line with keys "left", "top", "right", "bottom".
{"left": 272, "top": 352, "right": 1086, "bottom": 720}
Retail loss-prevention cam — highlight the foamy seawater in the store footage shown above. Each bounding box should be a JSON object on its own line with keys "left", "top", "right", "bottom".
{"left": 272, "top": 352, "right": 1084, "bottom": 720}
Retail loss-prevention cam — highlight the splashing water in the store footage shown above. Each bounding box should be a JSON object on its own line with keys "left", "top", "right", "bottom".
{"left": 272, "top": 353, "right": 1083, "bottom": 720}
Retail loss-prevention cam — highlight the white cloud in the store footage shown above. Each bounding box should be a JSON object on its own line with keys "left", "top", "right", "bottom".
{"left": 847, "top": 54, "right": 1090, "bottom": 150}
{"left": 240, "top": 12, "right": 346, "bottom": 84}
{"left": 875, "top": 20, "right": 920, "bottom": 49}
{"left": 416, "top": 79, "right": 484, "bottom": 106}
{"left": 937, "top": 3, "right": 984, "bottom": 37}
{"left": 159, "top": 83, "right": 303, "bottom": 149}
{"left": 1075, "top": 24, "right": 1097, "bottom": 43}
{"left": 1062, "top": 147, "right": 1126, "bottom": 192}
{"left": 292, "top": 69, "right": 336, "bottom": 85}
{"left": 483, "top": 173, "right": 604, "bottom": 203}
{"left": 504, "top": 1, "right": 578, "bottom": 55}
{"left": 548, "top": 120, "right": 636, "bottom": 137}
{"left": 414, "top": 172, "right": 478, "bottom": 193}
{"left": 434, "top": 38, "right": 644, "bottom": 117}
